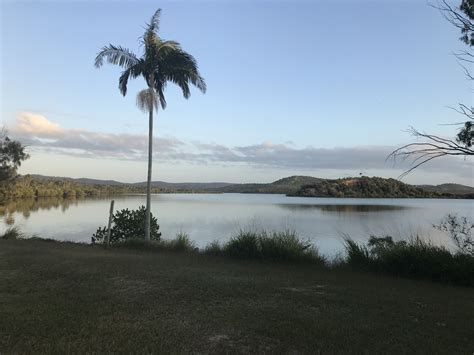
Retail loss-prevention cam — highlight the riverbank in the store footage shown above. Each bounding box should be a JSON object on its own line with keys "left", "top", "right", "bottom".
{"left": 1, "top": 239, "right": 473, "bottom": 353}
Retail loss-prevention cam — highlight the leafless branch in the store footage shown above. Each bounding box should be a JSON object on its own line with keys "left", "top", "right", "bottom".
{"left": 387, "top": 128, "right": 473, "bottom": 179}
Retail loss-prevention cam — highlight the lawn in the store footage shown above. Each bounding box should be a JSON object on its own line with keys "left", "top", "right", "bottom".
{"left": 0, "top": 239, "right": 473, "bottom": 353}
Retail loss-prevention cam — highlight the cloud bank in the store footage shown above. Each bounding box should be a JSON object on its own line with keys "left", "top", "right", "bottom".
{"left": 8, "top": 112, "right": 473, "bottom": 179}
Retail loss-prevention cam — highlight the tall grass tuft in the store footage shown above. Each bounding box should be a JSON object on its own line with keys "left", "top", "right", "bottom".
{"left": 1, "top": 226, "right": 23, "bottom": 240}
{"left": 224, "top": 230, "right": 260, "bottom": 259}
{"left": 203, "top": 240, "right": 222, "bottom": 256}
{"left": 344, "top": 235, "right": 474, "bottom": 286}
{"left": 343, "top": 238, "right": 370, "bottom": 266}
{"left": 165, "top": 232, "right": 196, "bottom": 252}
{"left": 223, "top": 229, "right": 325, "bottom": 264}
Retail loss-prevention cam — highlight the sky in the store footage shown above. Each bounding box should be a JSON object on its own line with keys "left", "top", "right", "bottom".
{"left": 1, "top": 0, "right": 473, "bottom": 185}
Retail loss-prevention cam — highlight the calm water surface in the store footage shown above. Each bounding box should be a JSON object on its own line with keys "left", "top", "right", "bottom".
{"left": 1, "top": 194, "right": 472, "bottom": 256}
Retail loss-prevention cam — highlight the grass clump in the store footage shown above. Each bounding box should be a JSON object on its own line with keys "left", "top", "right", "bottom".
{"left": 344, "top": 235, "right": 474, "bottom": 286}
{"left": 222, "top": 229, "right": 325, "bottom": 264}
{"left": 1, "top": 226, "right": 23, "bottom": 240}
{"left": 163, "top": 232, "right": 196, "bottom": 252}
{"left": 203, "top": 240, "right": 222, "bottom": 256}
{"left": 224, "top": 230, "right": 260, "bottom": 259}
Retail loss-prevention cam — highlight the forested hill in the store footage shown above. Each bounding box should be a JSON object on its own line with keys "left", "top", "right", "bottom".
{"left": 292, "top": 177, "right": 474, "bottom": 199}
{"left": 217, "top": 176, "right": 324, "bottom": 194}
{"left": 1, "top": 174, "right": 472, "bottom": 199}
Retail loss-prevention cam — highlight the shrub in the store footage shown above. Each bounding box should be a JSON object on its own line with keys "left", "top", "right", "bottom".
{"left": 344, "top": 235, "right": 474, "bottom": 286}
{"left": 91, "top": 206, "right": 161, "bottom": 244}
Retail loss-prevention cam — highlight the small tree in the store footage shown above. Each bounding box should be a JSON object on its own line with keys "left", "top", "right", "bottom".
{"left": 95, "top": 9, "right": 206, "bottom": 242}
{"left": 390, "top": 1, "right": 473, "bottom": 175}
{"left": 0, "top": 128, "right": 29, "bottom": 182}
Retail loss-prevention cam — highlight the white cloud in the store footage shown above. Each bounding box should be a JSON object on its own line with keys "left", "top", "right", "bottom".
{"left": 8, "top": 112, "right": 473, "bottom": 181}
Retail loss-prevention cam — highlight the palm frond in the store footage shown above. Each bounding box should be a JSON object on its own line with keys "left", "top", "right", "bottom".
{"left": 159, "top": 49, "right": 207, "bottom": 95}
{"left": 95, "top": 45, "right": 139, "bottom": 68}
{"left": 152, "top": 77, "right": 167, "bottom": 109}
{"left": 146, "top": 8, "right": 161, "bottom": 36}
{"left": 136, "top": 88, "right": 159, "bottom": 113}
{"left": 118, "top": 61, "right": 145, "bottom": 96}
{"left": 156, "top": 40, "right": 181, "bottom": 57}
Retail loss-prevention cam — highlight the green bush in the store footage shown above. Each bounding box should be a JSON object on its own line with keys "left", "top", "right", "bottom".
{"left": 91, "top": 206, "right": 161, "bottom": 244}
{"left": 223, "top": 229, "right": 324, "bottom": 264}
{"left": 344, "top": 236, "right": 474, "bottom": 286}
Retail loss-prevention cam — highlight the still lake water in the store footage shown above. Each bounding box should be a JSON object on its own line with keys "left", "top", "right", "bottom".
{"left": 1, "top": 193, "right": 472, "bottom": 256}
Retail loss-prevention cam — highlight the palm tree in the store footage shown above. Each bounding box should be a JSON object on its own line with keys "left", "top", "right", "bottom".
{"left": 95, "top": 9, "right": 206, "bottom": 241}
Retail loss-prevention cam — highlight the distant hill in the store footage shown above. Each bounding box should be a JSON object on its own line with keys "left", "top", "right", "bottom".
{"left": 417, "top": 183, "right": 474, "bottom": 195}
{"left": 218, "top": 176, "right": 324, "bottom": 194}
{"left": 293, "top": 177, "right": 474, "bottom": 199}
{"left": 132, "top": 181, "right": 233, "bottom": 190}
{"left": 18, "top": 174, "right": 473, "bottom": 199}
{"left": 29, "top": 174, "right": 231, "bottom": 190}
{"left": 30, "top": 174, "right": 125, "bottom": 186}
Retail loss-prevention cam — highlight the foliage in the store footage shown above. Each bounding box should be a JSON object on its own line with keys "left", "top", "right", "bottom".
{"left": 295, "top": 176, "right": 447, "bottom": 198}
{"left": 434, "top": 214, "right": 474, "bottom": 256}
{"left": 0, "top": 129, "right": 29, "bottom": 182}
{"left": 222, "top": 229, "right": 325, "bottom": 264}
{"left": 0, "top": 175, "right": 163, "bottom": 200}
{"left": 91, "top": 206, "right": 161, "bottom": 244}
{"left": 344, "top": 235, "right": 474, "bottom": 286}
{"left": 438, "top": 0, "right": 474, "bottom": 46}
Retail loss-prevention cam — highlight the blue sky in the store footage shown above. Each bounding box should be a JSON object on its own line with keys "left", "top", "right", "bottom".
{"left": 1, "top": 0, "right": 472, "bottom": 184}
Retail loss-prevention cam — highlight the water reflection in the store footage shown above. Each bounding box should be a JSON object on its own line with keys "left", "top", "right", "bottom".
{"left": 0, "top": 197, "right": 78, "bottom": 225}
{"left": 278, "top": 203, "right": 409, "bottom": 213}
{"left": 0, "top": 194, "right": 471, "bottom": 255}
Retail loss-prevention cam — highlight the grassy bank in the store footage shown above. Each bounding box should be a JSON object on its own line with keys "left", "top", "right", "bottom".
{"left": 1, "top": 238, "right": 473, "bottom": 353}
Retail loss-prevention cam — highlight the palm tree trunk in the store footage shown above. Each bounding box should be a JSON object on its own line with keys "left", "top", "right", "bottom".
{"left": 145, "top": 108, "right": 153, "bottom": 241}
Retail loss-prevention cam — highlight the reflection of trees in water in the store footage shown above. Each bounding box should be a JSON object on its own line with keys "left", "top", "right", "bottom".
{"left": 0, "top": 197, "right": 79, "bottom": 224}
{"left": 278, "top": 204, "right": 407, "bottom": 213}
